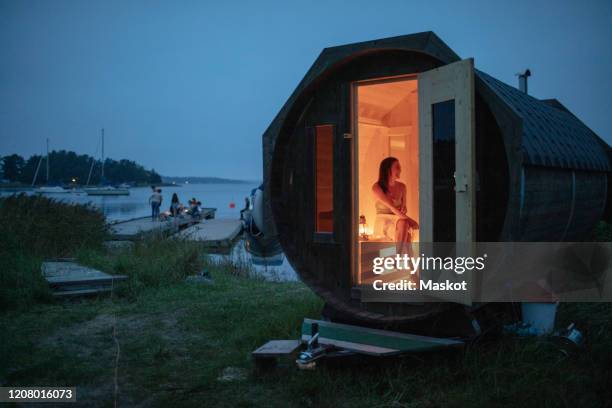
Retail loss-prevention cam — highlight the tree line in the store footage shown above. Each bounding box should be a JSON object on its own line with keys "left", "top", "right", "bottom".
{"left": 0, "top": 150, "right": 162, "bottom": 186}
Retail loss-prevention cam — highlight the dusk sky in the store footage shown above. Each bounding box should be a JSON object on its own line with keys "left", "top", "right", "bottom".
{"left": 1, "top": 0, "right": 610, "bottom": 180}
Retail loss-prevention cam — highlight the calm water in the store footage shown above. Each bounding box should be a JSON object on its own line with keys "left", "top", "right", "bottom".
{"left": 0, "top": 183, "right": 259, "bottom": 221}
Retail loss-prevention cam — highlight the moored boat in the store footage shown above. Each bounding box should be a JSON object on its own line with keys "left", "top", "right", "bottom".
{"left": 243, "top": 184, "right": 285, "bottom": 266}
{"left": 85, "top": 186, "right": 130, "bottom": 196}
{"left": 35, "top": 186, "right": 70, "bottom": 194}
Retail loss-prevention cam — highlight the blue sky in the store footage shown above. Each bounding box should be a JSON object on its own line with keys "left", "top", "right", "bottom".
{"left": 1, "top": 0, "right": 610, "bottom": 179}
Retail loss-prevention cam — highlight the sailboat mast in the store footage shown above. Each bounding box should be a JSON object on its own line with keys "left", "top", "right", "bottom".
{"left": 101, "top": 128, "right": 105, "bottom": 181}
{"left": 46, "top": 138, "right": 50, "bottom": 183}
{"left": 32, "top": 155, "right": 43, "bottom": 186}
{"left": 86, "top": 157, "right": 95, "bottom": 186}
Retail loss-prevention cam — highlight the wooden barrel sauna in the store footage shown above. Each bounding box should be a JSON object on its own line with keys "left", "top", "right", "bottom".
{"left": 260, "top": 32, "right": 611, "bottom": 332}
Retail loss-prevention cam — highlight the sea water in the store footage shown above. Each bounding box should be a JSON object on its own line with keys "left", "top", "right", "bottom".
{"left": 1, "top": 183, "right": 258, "bottom": 221}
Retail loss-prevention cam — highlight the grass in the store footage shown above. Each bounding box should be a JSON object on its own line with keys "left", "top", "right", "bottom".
{"left": 77, "top": 237, "right": 204, "bottom": 300}
{"left": 0, "top": 193, "right": 107, "bottom": 258}
{"left": 1, "top": 196, "right": 611, "bottom": 406}
{"left": 0, "top": 194, "right": 108, "bottom": 310}
{"left": 0, "top": 268, "right": 611, "bottom": 407}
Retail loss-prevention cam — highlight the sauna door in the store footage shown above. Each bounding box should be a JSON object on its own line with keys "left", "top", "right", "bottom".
{"left": 418, "top": 58, "right": 476, "bottom": 243}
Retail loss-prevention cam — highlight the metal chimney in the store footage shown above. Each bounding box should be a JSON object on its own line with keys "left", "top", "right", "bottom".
{"left": 517, "top": 69, "right": 531, "bottom": 94}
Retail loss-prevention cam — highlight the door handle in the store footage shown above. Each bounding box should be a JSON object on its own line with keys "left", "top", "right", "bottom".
{"left": 454, "top": 172, "right": 468, "bottom": 192}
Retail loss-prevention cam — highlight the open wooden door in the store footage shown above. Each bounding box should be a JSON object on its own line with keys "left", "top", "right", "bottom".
{"left": 418, "top": 58, "right": 476, "bottom": 243}
{"left": 418, "top": 59, "right": 476, "bottom": 304}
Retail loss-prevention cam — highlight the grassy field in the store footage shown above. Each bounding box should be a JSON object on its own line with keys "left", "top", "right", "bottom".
{"left": 1, "top": 267, "right": 612, "bottom": 407}
{"left": 1, "top": 196, "right": 611, "bottom": 407}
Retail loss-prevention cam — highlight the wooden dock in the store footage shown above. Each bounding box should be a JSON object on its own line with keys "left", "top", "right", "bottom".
{"left": 42, "top": 261, "right": 128, "bottom": 297}
{"left": 110, "top": 208, "right": 216, "bottom": 240}
{"left": 176, "top": 218, "right": 243, "bottom": 251}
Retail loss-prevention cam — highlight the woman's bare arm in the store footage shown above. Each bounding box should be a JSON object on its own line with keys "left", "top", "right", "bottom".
{"left": 372, "top": 183, "right": 408, "bottom": 218}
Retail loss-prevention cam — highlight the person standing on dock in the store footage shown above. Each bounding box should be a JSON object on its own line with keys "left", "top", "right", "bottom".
{"left": 149, "top": 187, "right": 163, "bottom": 221}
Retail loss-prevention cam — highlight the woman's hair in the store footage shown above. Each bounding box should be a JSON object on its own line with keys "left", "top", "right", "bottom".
{"left": 377, "top": 157, "right": 398, "bottom": 194}
{"left": 171, "top": 193, "right": 179, "bottom": 203}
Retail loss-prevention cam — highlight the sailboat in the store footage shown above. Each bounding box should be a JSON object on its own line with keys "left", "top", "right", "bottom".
{"left": 85, "top": 128, "right": 129, "bottom": 196}
{"left": 33, "top": 138, "right": 69, "bottom": 194}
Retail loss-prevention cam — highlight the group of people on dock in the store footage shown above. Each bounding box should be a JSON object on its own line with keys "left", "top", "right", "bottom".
{"left": 148, "top": 186, "right": 202, "bottom": 221}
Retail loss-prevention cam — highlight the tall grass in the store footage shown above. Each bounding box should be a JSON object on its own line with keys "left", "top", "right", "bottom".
{"left": 0, "top": 194, "right": 108, "bottom": 310}
{"left": 78, "top": 237, "right": 204, "bottom": 300}
{"left": 0, "top": 193, "right": 107, "bottom": 258}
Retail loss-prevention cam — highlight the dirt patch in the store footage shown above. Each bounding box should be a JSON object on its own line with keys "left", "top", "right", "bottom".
{"left": 39, "top": 309, "right": 189, "bottom": 351}
{"left": 34, "top": 308, "right": 195, "bottom": 404}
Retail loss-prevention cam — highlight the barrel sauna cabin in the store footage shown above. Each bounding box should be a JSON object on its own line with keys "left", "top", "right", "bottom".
{"left": 260, "top": 32, "right": 611, "bottom": 335}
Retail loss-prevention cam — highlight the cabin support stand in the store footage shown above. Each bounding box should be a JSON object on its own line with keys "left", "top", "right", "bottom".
{"left": 252, "top": 318, "right": 465, "bottom": 371}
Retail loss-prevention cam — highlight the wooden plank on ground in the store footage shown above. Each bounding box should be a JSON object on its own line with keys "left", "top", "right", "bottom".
{"left": 42, "top": 262, "right": 127, "bottom": 294}
{"left": 252, "top": 340, "right": 301, "bottom": 358}
{"left": 301, "top": 319, "right": 464, "bottom": 356}
{"left": 42, "top": 262, "right": 123, "bottom": 283}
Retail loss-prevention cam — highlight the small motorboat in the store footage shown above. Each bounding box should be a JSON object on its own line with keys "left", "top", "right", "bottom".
{"left": 243, "top": 184, "right": 285, "bottom": 266}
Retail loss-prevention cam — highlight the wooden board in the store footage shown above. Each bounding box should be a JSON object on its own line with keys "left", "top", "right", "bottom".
{"left": 301, "top": 318, "right": 463, "bottom": 356}
{"left": 252, "top": 340, "right": 301, "bottom": 358}
{"left": 42, "top": 262, "right": 126, "bottom": 285}
{"left": 42, "top": 261, "right": 127, "bottom": 297}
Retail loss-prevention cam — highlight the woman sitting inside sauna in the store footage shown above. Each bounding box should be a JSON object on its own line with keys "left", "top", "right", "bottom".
{"left": 371, "top": 157, "right": 419, "bottom": 254}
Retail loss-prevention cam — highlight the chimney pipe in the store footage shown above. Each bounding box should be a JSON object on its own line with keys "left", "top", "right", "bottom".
{"left": 517, "top": 69, "right": 531, "bottom": 94}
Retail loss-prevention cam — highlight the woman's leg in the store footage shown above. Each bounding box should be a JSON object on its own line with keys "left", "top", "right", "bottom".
{"left": 395, "top": 219, "right": 413, "bottom": 257}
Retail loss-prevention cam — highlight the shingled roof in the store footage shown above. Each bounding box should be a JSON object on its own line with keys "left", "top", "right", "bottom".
{"left": 264, "top": 31, "right": 610, "bottom": 174}
{"left": 476, "top": 69, "right": 610, "bottom": 171}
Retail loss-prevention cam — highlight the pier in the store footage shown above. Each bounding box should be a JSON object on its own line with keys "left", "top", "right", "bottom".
{"left": 109, "top": 208, "right": 216, "bottom": 240}
{"left": 177, "top": 218, "right": 243, "bottom": 251}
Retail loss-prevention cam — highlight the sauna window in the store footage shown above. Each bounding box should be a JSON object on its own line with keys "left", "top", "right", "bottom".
{"left": 315, "top": 124, "right": 334, "bottom": 233}
{"left": 432, "top": 99, "right": 455, "bottom": 242}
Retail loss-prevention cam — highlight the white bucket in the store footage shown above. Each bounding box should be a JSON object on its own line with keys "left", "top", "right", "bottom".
{"left": 521, "top": 302, "right": 558, "bottom": 335}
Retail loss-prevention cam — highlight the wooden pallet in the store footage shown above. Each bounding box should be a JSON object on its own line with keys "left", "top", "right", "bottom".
{"left": 42, "top": 261, "right": 127, "bottom": 297}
